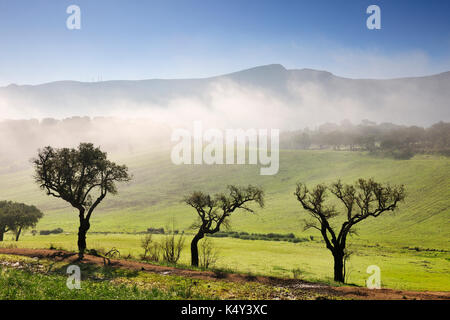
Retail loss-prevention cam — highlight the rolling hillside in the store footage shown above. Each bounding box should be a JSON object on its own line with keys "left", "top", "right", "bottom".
{"left": 0, "top": 149, "right": 448, "bottom": 250}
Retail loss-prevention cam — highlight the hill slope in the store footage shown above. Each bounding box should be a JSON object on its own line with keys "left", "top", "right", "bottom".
{"left": 0, "top": 149, "right": 448, "bottom": 249}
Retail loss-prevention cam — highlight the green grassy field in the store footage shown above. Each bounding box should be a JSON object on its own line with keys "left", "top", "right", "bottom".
{"left": 0, "top": 264, "right": 184, "bottom": 300}
{"left": 1, "top": 232, "right": 449, "bottom": 291}
{"left": 0, "top": 149, "right": 449, "bottom": 291}
{"left": 0, "top": 253, "right": 299, "bottom": 300}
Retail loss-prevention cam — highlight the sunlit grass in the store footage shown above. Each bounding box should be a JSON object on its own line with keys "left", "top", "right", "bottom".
{"left": 2, "top": 233, "right": 449, "bottom": 291}
{"left": 0, "top": 150, "right": 449, "bottom": 291}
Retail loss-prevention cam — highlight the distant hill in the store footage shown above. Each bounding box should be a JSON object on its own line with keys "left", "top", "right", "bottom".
{"left": 1, "top": 64, "right": 449, "bottom": 128}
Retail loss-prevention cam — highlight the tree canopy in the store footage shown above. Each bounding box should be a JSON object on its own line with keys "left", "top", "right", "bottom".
{"left": 0, "top": 201, "right": 43, "bottom": 241}
{"left": 185, "top": 185, "right": 264, "bottom": 266}
{"left": 294, "top": 178, "right": 406, "bottom": 282}
{"left": 186, "top": 185, "right": 264, "bottom": 235}
{"left": 33, "top": 143, "right": 131, "bottom": 258}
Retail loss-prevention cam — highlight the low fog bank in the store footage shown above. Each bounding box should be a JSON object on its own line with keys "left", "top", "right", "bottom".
{"left": 1, "top": 116, "right": 449, "bottom": 174}
{"left": 1, "top": 65, "right": 449, "bottom": 129}
{"left": 281, "top": 119, "right": 450, "bottom": 158}
{"left": 0, "top": 117, "right": 172, "bottom": 172}
{"left": 1, "top": 65, "right": 449, "bottom": 172}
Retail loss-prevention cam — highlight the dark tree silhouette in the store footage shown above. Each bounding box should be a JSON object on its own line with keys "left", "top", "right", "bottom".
{"left": 33, "top": 143, "right": 131, "bottom": 259}
{"left": 12, "top": 203, "right": 43, "bottom": 241}
{"left": 0, "top": 201, "right": 43, "bottom": 241}
{"left": 0, "top": 201, "right": 16, "bottom": 241}
{"left": 294, "top": 178, "right": 405, "bottom": 282}
{"left": 184, "top": 185, "right": 264, "bottom": 267}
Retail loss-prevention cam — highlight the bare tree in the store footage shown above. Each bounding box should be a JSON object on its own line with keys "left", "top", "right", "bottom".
{"left": 294, "top": 178, "right": 405, "bottom": 282}
{"left": 184, "top": 185, "right": 264, "bottom": 267}
{"left": 33, "top": 143, "right": 131, "bottom": 259}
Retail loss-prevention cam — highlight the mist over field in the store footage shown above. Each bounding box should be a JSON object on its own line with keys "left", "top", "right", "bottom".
{"left": 0, "top": 117, "right": 173, "bottom": 172}
{"left": 1, "top": 64, "right": 449, "bottom": 129}
{"left": 1, "top": 64, "right": 449, "bottom": 172}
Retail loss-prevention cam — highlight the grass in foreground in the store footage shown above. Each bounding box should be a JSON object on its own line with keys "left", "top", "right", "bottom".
{"left": 0, "top": 254, "right": 329, "bottom": 300}
{"left": 0, "top": 268, "right": 177, "bottom": 300}
{"left": 0, "top": 254, "right": 210, "bottom": 300}
{"left": 2, "top": 233, "right": 449, "bottom": 292}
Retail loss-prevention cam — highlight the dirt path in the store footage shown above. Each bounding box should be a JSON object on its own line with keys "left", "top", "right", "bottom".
{"left": 0, "top": 248, "right": 448, "bottom": 300}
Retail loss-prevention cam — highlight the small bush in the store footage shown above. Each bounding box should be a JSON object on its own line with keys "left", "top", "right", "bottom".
{"left": 199, "top": 238, "right": 219, "bottom": 269}
{"left": 392, "top": 148, "right": 415, "bottom": 160}
{"left": 146, "top": 227, "right": 165, "bottom": 234}
{"left": 48, "top": 243, "right": 65, "bottom": 250}
{"left": 140, "top": 234, "right": 161, "bottom": 262}
{"left": 292, "top": 268, "right": 304, "bottom": 279}
{"left": 161, "top": 233, "right": 185, "bottom": 264}
{"left": 39, "top": 228, "right": 63, "bottom": 235}
{"left": 0, "top": 243, "right": 17, "bottom": 249}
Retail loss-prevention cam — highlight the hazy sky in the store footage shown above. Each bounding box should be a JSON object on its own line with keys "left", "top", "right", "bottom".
{"left": 0, "top": 0, "right": 449, "bottom": 86}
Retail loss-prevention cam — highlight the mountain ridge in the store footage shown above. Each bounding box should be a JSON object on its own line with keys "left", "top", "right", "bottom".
{"left": 1, "top": 64, "right": 449, "bottom": 127}
{"left": 3, "top": 64, "right": 450, "bottom": 87}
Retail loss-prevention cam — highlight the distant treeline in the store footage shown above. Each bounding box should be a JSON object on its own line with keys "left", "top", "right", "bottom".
{"left": 89, "top": 228, "right": 182, "bottom": 235}
{"left": 209, "top": 231, "right": 310, "bottom": 243}
{"left": 1, "top": 117, "right": 448, "bottom": 167}
{"left": 88, "top": 230, "right": 310, "bottom": 243}
{"left": 39, "top": 228, "right": 64, "bottom": 235}
{"left": 280, "top": 120, "right": 450, "bottom": 159}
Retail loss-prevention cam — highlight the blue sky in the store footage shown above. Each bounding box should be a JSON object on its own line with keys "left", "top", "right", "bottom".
{"left": 0, "top": 0, "right": 449, "bottom": 85}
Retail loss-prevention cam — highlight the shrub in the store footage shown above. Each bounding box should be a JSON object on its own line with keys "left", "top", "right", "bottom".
{"left": 146, "top": 227, "right": 165, "bottom": 234}
{"left": 140, "top": 234, "right": 161, "bottom": 262}
{"left": 392, "top": 148, "right": 415, "bottom": 160}
{"left": 199, "top": 238, "right": 219, "bottom": 269}
{"left": 39, "top": 228, "right": 63, "bottom": 235}
{"left": 292, "top": 268, "right": 304, "bottom": 279}
{"left": 161, "top": 233, "right": 185, "bottom": 264}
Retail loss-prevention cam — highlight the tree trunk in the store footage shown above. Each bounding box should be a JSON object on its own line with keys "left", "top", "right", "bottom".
{"left": 191, "top": 231, "right": 204, "bottom": 267}
{"left": 15, "top": 226, "right": 22, "bottom": 241}
{"left": 77, "top": 218, "right": 90, "bottom": 260}
{"left": 0, "top": 225, "right": 6, "bottom": 241}
{"left": 333, "top": 249, "right": 345, "bottom": 282}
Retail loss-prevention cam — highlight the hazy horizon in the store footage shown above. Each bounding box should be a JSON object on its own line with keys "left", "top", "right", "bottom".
{"left": 1, "top": 64, "right": 449, "bottom": 129}
{"left": 2, "top": 64, "right": 450, "bottom": 87}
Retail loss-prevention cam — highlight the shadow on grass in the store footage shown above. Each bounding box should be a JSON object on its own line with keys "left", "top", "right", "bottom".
{"left": 50, "top": 261, "right": 140, "bottom": 282}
